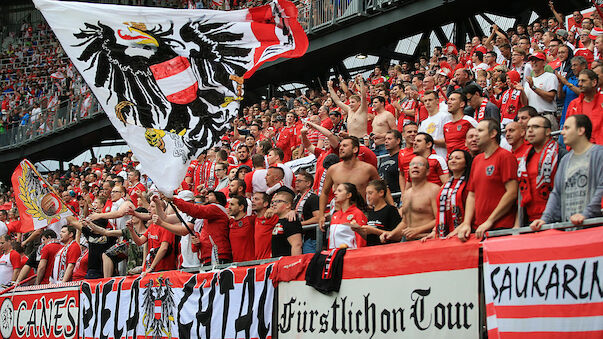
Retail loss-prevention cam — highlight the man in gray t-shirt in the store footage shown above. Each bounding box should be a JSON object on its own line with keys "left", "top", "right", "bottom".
{"left": 531, "top": 115, "right": 603, "bottom": 230}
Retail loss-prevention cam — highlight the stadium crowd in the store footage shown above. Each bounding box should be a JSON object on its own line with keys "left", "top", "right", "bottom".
{"left": 0, "top": 20, "right": 94, "bottom": 140}
{"left": 0, "top": 1, "right": 601, "bottom": 286}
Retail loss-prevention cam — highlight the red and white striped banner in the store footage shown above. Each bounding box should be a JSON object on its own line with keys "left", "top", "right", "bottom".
{"left": 483, "top": 227, "right": 603, "bottom": 338}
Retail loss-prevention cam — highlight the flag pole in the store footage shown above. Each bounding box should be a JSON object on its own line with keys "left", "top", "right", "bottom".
{"left": 168, "top": 201, "right": 195, "bottom": 236}
{"left": 0, "top": 275, "right": 37, "bottom": 296}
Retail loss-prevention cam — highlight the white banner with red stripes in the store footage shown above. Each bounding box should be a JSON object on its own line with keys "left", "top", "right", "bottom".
{"left": 276, "top": 239, "right": 481, "bottom": 338}
{"left": 483, "top": 227, "right": 603, "bottom": 338}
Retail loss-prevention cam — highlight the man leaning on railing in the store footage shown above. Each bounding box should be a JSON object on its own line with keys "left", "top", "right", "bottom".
{"left": 530, "top": 115, "right": 603, "bottom": 231}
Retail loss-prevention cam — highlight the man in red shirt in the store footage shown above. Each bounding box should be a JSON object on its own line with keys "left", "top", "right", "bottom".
{"left": 516, "top": 116, "right": 561, "bottom": 226}
{"left": 34, "top": 230, "right": 63, "bottom": 285}
{"left": 398, "top": 121, "right": 418, "bottom": 191}
{"left": 252, "top": 192, "right": 278, "bottom": 259}
{"left": 566, "top": 69, "right": 603, "bottom": 145}
{"left": 236, "top": 145, "right": 253, "bottom": 169}
{"left": 411, "top": 132, "right": 449, "bottom": 186}
{"left": 276, "top": 113, "right": 299, "bottom": 162}
{"left": 454, "top": 118, "right": 519, "bottom": 240}
{"left": 443, "top": 91, "right": 478, "bottom": 156}
{"left": 228, "top": 196, "right": 254, "bottom": 262}
{"left": 172, "top": 191, "right": 231, "bottom": 265}
{"left": 127, "top": 169, "right": 146, "bottom": 208}
{"left": 129, "top": 200, "right": 176, "bottom": 277}
{"left": 51, "top": 225, "right": 81, "bottom": 283}
{"left": 505, "top": 121, "right": 530, "bottom": 161}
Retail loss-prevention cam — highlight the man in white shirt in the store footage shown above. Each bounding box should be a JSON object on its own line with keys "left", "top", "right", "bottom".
{"left": 418, "top": 90, "right": 451, "bottom": 158}
{"left": 524, "top": 52, "right": 559, "bottom": 130}
{"left": 471, "top": 51, "right": 488, "bottom": 73}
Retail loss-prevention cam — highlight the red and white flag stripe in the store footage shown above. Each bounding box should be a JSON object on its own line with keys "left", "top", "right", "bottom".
{"left": 483, "top": 227, "right": 603, "bottom": 339}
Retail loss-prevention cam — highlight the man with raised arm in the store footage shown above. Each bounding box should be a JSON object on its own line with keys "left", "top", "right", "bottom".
{"left": 327, "top": 75, "right": 368, "bottom": 138}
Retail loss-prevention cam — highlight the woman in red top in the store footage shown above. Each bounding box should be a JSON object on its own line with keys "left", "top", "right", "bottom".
{"left": 423, "top": 149, "right": 473, "bottom": 240}
{"left": 328, "top": 183, "right": 368, "bottom": 249}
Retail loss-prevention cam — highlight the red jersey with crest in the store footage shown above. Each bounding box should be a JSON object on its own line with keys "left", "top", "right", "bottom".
{"left": 468, "top": 147, "right": 518, "bottom": 230}
{"left": 229, "top": 215, "right": 255, "bottom": 262}
{"left": 254, "top": 214, "right": 278, "bottom": 260}
{"left": 443, "top": 116, "right": 478, "bottom": 156}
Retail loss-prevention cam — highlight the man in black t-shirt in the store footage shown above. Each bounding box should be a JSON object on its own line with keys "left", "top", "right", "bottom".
{"left": 270, "top": 191, "right": 302, "bottom": 257}
{"left": 293, "top": 171, "right": 320, "bottom": 253}
{"left": 67, "top": 216, "right": 117, "bottom": 279}
{"left": 378, "top": 130, "right": 402, "bottom": 203}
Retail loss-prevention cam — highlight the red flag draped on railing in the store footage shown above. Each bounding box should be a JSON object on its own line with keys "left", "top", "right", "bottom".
{"left": 11, "top": 159, "right": 74, "bottom": 233}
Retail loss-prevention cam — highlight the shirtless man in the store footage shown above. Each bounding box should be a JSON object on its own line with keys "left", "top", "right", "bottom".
{"left": 380, "top": 156, "right": 440, "bottom": 241}
{"left": 371, "top": 96, "right": 397, "bottom": 155}
{"left": 328, "top": 75, "right": 368, "bottom": 138}
{"left": 318, "top": 136, "right": 380, "bottom": 230}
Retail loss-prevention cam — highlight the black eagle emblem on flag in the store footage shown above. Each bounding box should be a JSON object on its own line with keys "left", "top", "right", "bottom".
{"left": 35, "top": 0, "right": 308, "bottom": 193}
{"left": 73, "top": 19, "right": 249, "bottom": 158}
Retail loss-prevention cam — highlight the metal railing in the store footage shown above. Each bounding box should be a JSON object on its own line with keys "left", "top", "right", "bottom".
{"left": 0, "top": 94, "right": 103, "bottom": 149}
{"left": 298, "top": 0, "right": 366, "bottom": 34}
{"left": 183, "top": 217, "right": 603, "bottom": 273}
{"left": 486, "top": 217, "right": 603, "bottom": 238}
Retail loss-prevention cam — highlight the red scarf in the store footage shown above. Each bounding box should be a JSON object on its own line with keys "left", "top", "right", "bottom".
{"left": 518, "top": 138, "right": 559, "bottom": 206}
{"left": 436, "top": 176, "right": 466, "bottom": 238}
{"left": 500, "top": 89, "right": 522, "bottom": 120}
{"left": 476, "top": 98, "right": 488, "bottom": 122}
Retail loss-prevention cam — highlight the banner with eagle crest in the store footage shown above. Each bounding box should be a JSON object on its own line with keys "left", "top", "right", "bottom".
{"left": 11, "top": 159, "right": 74, "bottom": 233}
{"left": 34, "top": 0, "right": 308, "bottom": 194}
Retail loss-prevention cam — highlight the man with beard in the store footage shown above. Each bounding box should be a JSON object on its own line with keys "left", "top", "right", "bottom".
{"left": 236, "top": 145, "right": 253, "bottom": 169}
{"left": 227, "top": 196, "right": 254, "bottom": 262}
{"left": 516, "top": 116, "right": 563, "bottom": 226}
{"left": 318, "top": 136, "right": 380, "bottom": 230}
{"left": 228, "top": 178, "right": 252, "bottom": 215}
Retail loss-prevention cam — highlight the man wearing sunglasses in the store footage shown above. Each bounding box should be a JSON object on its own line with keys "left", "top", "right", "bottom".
{"left": 270, "top": 190, "right": 302, "bottom": 258}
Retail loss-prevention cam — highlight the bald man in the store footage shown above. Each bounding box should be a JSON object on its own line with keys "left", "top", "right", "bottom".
{"left": 380, "top": 156, "right": 439, "bottom": 241}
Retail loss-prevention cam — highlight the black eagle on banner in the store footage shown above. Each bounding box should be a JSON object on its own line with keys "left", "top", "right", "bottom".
{"left": 142, "top": 276, "right": 176, "bottom": 338}
{"left": 73, "top": 19, "right": 250, "bottom": 157}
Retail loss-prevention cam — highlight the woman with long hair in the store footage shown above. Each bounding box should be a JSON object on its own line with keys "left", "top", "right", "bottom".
{"left": 355, "top": 179, "right": 402, "bottom": 246}
{"left": 423, "top": 149, "right": 473, "bottom": 240}
{"left": 328, "top": 183, "right": 367, "bottom": 249}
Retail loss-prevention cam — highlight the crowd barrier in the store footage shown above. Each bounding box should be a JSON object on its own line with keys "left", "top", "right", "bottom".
{"left": 0, "top": 95, "right": 102, "bottom": 149}
{"left": 1, "top": 220, "right": 599, "bottom": 339}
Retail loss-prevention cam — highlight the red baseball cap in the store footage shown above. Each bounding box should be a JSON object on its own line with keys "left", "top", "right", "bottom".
{"left": 528, "top": 52, "right": 546, "bottom": 61}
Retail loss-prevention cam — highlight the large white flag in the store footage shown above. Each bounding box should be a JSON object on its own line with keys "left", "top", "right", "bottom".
{"left": 34, "top": 0, "right": 308, "bottom": 194}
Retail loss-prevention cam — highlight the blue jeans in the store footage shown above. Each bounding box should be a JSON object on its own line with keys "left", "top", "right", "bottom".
{"left": 302, "top": 238, "right": 317, "bottom": 254}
